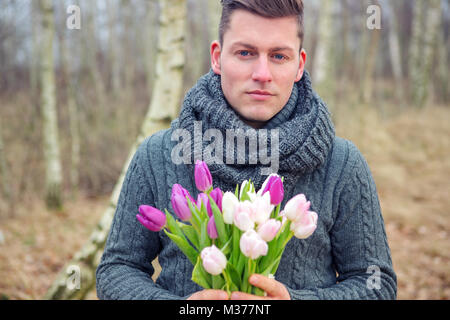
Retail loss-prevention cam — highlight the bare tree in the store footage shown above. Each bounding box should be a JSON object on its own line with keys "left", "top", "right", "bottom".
{"left": 312, "top": 0, "right": 336, "bottom": 102}
{"left": 384, "top": 0, "right": 405, "bottom": 101}
{"left": 44, "top": 0, "right": 187, "bottom": 299}
{"left": 38, "top": 0, "right": 63, "bottom": 210}
{"left": 410, "top": 0, "right": 442, "bottom": 107}
{"left": 0, "top": 118, "right": 11, "bottom": 214}
{"left": 360, "top": 0, "right": 381, "bottom": 104}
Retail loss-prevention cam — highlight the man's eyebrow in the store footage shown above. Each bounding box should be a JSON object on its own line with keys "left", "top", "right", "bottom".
{"left": 230, "top": 42, "right": 295, "bottom": 53}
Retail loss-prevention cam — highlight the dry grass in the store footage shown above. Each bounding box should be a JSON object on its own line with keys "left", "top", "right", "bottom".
{"left": 335, "top": 104, "right": 450, "bottom": 300}
{"left": 0, "top": 104, "right": 449, "bottom": 300}
{"left": 0, "top": 195, "right": 107, "bottom": 300}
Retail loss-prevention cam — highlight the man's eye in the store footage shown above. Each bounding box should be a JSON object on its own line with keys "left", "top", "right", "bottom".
{"left": 238, "top": 50, "right": 251, "bottom": 57}
{"left": 273, "top": 54, "right": 286, "bottom": 60}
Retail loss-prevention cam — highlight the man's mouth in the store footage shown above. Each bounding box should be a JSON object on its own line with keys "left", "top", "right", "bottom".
{"left": 247, "top": 90, "right": 274, "bottom": 101}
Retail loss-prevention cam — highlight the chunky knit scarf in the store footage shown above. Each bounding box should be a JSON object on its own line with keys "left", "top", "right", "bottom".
{"left": 171, "top": 69, "right": 336, "bottom": 196}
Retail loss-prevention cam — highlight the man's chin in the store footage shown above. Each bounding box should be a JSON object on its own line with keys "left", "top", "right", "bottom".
{"left": 238, "top": 114, "right": 272, "bottom": 129}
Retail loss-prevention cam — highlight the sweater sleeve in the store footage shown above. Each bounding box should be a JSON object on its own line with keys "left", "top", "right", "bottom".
{"left": 95, "top": 138, "right": 186, "bottom": 300}
{"left": 287, "top": 141, "right": 397, "bottom": 300}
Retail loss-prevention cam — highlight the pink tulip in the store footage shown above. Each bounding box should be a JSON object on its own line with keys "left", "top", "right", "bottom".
{"left": 260, "top": 174, "right": 284, "bottom": 205}
{"left": 197, "top": 193, "right": 212, "bottom": 217}
{"left": 290, "top": 210, "right": 318, "bottom": 239}
{"left": 207, "top": 216, "right": 218, "bottom": 239}
{"left": 201, "top": 245, "right": 227, "bottom": 275}
{"left": 240, "top": 229, "right": 268, "bottom": 260}
{"left": 210, "top": 188, "right": 223, "bottom": 212}
{"left": 171, "top": 184, "right": 193, "bottom": 221}
{"left": 257, "top": 219, "right": 281, "bottom": 242}
{"left": 194, "top": 160, "right": 213, "bottom": 192}
{"left": 283, "top": 194, "right": 311, "bottom": 222}
{"left": 233, "top": 201, "right": 255, "bottom": 232}
{"left": 136, "top": 205, "right": 166, "bottom": 232}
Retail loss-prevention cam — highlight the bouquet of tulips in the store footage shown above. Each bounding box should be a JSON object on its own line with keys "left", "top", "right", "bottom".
{"left": 136, "top": 160, "right": 318, "bottom": 296}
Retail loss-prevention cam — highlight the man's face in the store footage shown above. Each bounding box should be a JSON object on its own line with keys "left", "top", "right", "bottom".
{"left": 211, "top": 9, "right": 307, "bottom": 128}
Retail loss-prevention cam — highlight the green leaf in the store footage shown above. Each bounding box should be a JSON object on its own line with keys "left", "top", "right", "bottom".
{"left": 163, "top": 229, "right": 198, "bottom": 265}
{"left": 236, "top": 254, "right": 246, "bottom": 279}
{"left": 192, "top": 256, "right": 212, "bottom": 289}
{"left": 226, "top": 263, "right": 242, "bottom": 289}
{"left": 199, "top": 218, "right": 211, "bottom": 249}
{"left": 220, "top": 237, "right": 232, "bottom": 256}
{"left": 208, "top": 194, "right": 228, "bottom": 245}
{"left": 261, "top": 254, "right": 282, "bottom": 276}
{"left": 178, "top": 222, "right": 200, "bottom": 251}
{"left": 186, "top": 197, "right": 202, "bottom": 230}
{"left": 212, "top": 274, "right": 225, "bottom": 290}
{"left": 164, "top": 209, "right": 186, "bottom": 241}
{"left": 231, "top": 225, "right": 241, "bottom": 265}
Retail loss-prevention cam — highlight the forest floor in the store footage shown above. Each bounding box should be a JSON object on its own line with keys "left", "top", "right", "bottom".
{"left": 0, "top": 104, "right": 449, "bottom": 300}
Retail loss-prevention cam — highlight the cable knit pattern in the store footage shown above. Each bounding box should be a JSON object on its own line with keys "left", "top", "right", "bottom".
{"left": 96, "top": 71, "right": 397, "bottom": 300}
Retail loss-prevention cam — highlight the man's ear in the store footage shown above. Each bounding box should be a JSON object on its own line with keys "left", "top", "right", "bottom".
{"left": 295, "top": 49, "right": 307, "bottom": 82}
{"left": 211, "top": 40, "right": 222, "bottom": 75}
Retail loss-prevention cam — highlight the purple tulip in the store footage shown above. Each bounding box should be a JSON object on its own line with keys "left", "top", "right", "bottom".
{"left": 171, "top": 184, "right": 193, "bottom": 221}
{"left": 197, "top": 193, "right": 212, "bottom": 217}
{"left": 210, "top": 187, "right": 223, "bottom": 212}
{"left": 260, "top": 174, "right": 284, "bottom": 205}
{"left": 136, "top": 205, "right": 166, "bottom": 232}
{"left": 207, "top": 216, "right": 218, "bottom": 239}
{"left": 194, "top": 160, "right": 213, "bottom": 192}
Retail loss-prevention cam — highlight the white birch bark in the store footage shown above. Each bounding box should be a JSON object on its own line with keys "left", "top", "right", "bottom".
{"left": 44, "top": 0, "right": 187, "bottom": 299}
{"left": 410, "top": 0, "right": 441, "bottom": 107}
{"left": 39, "top": 0, "right": 63, "bottom": 210}
{"left": 312, "top": 0, "right": 335, "bottom": 98}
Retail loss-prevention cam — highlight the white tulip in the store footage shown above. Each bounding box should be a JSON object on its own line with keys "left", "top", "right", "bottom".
{"left": 222, "top": 191, "right": 239, "bottom": 224}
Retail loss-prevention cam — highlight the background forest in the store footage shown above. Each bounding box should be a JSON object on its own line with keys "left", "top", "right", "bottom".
{"left": 0, "top": 0, "right": 449, "bottom": 300}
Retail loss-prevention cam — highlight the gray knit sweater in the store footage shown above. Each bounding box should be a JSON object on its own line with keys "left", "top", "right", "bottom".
{"left": 96, "top": 70, "right": 397, "bottom": 300}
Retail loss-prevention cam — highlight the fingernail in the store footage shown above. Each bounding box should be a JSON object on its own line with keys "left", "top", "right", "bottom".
{"left": 250, "top": 275, "right": 258, "bottom": 284}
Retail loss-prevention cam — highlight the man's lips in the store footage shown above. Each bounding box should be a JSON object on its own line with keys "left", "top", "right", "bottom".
{"left": 247, "top": 90, "right": 275, "bottom": 101}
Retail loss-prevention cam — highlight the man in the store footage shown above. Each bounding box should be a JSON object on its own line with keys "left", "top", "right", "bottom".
{"left": 96, "top": 0, "right": 397, "bottom": 300}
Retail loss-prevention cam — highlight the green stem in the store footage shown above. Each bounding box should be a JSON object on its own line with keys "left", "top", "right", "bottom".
{"left": 222, "top": 270, "right": 231, "bottom": 296}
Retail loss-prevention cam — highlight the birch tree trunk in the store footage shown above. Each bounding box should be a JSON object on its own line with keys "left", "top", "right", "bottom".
{"left": 410, "top": 0, "right": 441, "bottom": 108}
{"left": 0, "top": 118, "right": 11, "bottom": 210}
{"left": 108, "top": 0, "right": 121, "bottom": 95}
{"left": 434, "top": 3, "right": 448, "bottom": 104}
{"left": 144, "top": 0, "right": 160, "bottom": 99}
{"left": 38, "top": 0, "right": 63, "bottom": 210}
{"left": 360, "top": 0, "right": 381, "bottom": 104}
{"left": 44, "top": 0, "right": 187, "bottom": 299}
{"left": 312, "top": 0, "right": 335, "bottom": 100}
{"left": 57, "top": 0, "right": 81, "bottom": 199}
{"left": 30, "top": 0, "right": 41, "bottom": 104}
{"left": 385, "top": 0, "right": 404, "bottom": 101}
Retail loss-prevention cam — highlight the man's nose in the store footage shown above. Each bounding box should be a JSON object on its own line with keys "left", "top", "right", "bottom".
{"left": 252, "top": 57, "right": 273, "bottom": 82}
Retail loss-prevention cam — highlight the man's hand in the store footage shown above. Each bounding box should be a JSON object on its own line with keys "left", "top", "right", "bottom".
{"left": 230, "top": 274, "right": 291, "bottom": 300}
{"left": 187, "top": 289, "right": 229, "bottom": 300}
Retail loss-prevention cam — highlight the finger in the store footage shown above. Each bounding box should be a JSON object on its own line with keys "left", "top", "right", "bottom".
{"left": 230, "top": 291, "right": 268, "bottom": 300}
{"left": 189, "top": 289, "right": 229, "bottom": 300}
{"left": 205, "top": 289, "right": 230, "bottom": 300}
{"left": 249, "top": 274, "right": 283, "bottom": 298}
